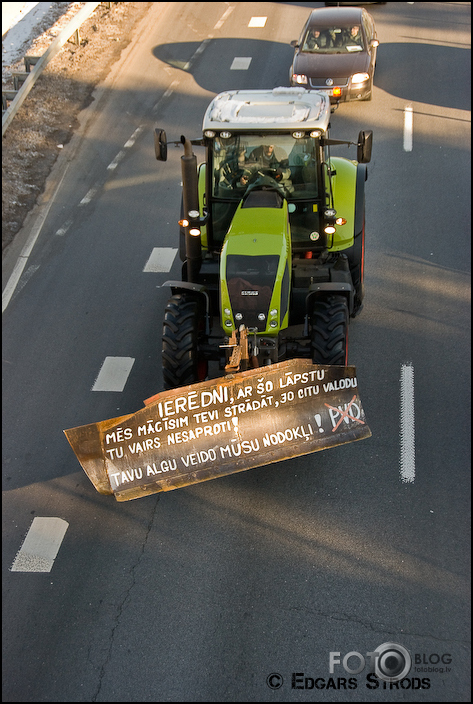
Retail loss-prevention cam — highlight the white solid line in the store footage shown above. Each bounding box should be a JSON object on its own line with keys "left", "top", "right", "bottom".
{"left": 403, "top": 105, "right": 413, "bottom": 152}
{"left": 400, "top": 363, "right": 415, "bottom": 483}
{"left": 2, "top": 256, "right": 29, "bottom": 313}
{"left": 10, "top": 517, "right": 69, "bottom": 572}
{"left": 92, "top": 356, "right": 135, "bottom": 392}
{"left": 248, "top": 17, "right": 267, "bottom": 27}
{"left": 231, "top": 57, "right": 252, "bottom": 70}
{"left": 143, "top": 247, "right": 177, "bottom": 272}
{"left": 2, "top": 162, "right": 70, "bottom": 313}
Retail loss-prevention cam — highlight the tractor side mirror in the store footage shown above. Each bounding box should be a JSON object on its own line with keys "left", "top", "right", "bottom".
{"left": 357, "top": 130, "right": 373, "bottom": 164}
{"left": 154, "top": 128, "right": 168, "bottom": 161}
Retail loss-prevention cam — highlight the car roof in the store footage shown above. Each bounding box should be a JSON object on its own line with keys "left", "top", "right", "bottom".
{"left": 306, "top": 6, "right": 364, "bottom": 26}
{"left": 202, "top": 88, "right": 331, "bottom": 133}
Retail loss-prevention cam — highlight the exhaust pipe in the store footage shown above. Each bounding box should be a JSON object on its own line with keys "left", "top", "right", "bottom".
{"left": 180, "top": 136, "right": 202, "bottom": 282}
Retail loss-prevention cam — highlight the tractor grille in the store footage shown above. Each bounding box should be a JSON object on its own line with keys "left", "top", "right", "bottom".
{"left": 226, "top": 255, "right": 279, "bottom": 332}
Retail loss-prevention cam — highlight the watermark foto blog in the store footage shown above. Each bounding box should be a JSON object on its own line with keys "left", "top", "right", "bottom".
{"left": 266, "top": 643, "right": 452, "bottom": 691}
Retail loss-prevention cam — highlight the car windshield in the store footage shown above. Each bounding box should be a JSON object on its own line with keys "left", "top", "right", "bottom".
{"left": 301, "top": 25, "right": 364, "bottom": 53}
{"left": 211, "top": 133, "right": 319, "bottom": 201}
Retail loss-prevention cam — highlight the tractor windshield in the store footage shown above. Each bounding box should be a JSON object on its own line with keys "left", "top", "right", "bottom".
{"left": 212, "top": 133, "right": 319, "bottom": 201}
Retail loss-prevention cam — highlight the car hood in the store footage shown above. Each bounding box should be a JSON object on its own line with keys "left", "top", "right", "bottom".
{"left": 293, "top": 51, "right": 369, "bottom": 78}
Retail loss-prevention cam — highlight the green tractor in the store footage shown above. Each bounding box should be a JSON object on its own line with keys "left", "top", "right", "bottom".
{"left": 155, "top": 87, "right": 372, "bottom": 390}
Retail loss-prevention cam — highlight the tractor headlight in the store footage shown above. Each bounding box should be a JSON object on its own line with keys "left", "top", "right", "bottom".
{"left": 224, "top": 320, "right": 233, "bottom": 327}
{"left": 270, "top": 309, "right": 278, "bottom": 317}
{"left": 269, "top": 320, "right": 278, "bottom": 328}
{"left": 351, "top": 72, "right": 369, "bottom": 84}
{"left": 235, "top": 312, "right": 243, "bottom": 321}
{"left": 258, "top": 313, "right": 266, "bottom": 321}
{"left": 293, "top": 73, "right": 308, "bottom": 85}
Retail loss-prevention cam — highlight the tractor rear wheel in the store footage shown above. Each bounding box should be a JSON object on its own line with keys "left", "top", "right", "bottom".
{"left": 310, "top": 294, "right": 349, "bottom": 366}
{"left": 162, "top": 293, "right": 208, "bottom": 389}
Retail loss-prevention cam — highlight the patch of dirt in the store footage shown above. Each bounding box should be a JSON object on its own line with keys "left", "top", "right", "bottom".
{"left": 2, "top": 1, "right": 152, "bottom": 254}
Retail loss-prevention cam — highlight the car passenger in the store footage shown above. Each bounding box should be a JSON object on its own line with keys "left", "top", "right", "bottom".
{"left": 345, "top": 25, "right": 363, "bottom": 48}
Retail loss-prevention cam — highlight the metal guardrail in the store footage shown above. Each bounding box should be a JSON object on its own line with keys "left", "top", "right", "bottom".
{"left": 2, "top": 2, "right": 108, "bottom": 137}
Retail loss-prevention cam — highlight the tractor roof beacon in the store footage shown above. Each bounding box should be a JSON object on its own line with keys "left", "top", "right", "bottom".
{"left": 155, "top": 87, "right": 372, "bottom": 390}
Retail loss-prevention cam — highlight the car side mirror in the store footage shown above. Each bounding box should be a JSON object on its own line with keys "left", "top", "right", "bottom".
{"left": 357, "top": 130, "right": 373, "bottom": 164}
{"left": 154, "top": 128, "right": 167, "bottom": 161}
{"left": 290, "top": 40, "right": 299, "bottom": 48}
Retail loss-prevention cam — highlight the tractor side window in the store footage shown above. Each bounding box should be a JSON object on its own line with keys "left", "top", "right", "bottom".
{"left": 212, "top": 137, "right": 246, "bottom": 198}
{"left": 287, "top": 137, "right": 318, "bottom": 199}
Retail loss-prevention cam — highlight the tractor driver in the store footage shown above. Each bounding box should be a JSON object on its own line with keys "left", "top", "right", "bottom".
{"left": 245, "top": 143, "right": 293, "bottom": 192}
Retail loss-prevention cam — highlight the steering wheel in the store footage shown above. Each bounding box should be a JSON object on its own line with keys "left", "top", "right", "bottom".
{"left": 244, "top": 172, "right": 289, "bottom": 198}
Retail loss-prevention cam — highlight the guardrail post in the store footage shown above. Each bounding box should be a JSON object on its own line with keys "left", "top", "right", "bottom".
{"left": 24, "top": 56, "right": 41, "bottom": 72}
{"left": 12, "top": 73, "right": 29, "bottom": 91}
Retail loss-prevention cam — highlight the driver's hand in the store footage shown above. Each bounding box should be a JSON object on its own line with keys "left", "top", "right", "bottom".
{"left": 275, "top": 168, "right": 283, "bottom": 181}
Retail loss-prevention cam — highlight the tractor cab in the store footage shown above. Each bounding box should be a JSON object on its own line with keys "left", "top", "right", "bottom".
{"left": 201, "top": 88, "right": 332, "bottom": 253}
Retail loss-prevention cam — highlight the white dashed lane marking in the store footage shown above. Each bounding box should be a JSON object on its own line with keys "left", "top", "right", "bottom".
{"left": 248, "top": 17, "right": 267, "bottom": 27}
{"left": 403, "top": 105, "right": 413, "bottom": 152}
{"left": 400, "top": 363, "right": 415, "bottom": 483}
{"left": 231, "top": 57, "right": 252, "bottom": 70}
{"left": 79, "top": 187, "right": 98, "bottom": 205}
{"left": 92, "top": 356, "right": 135, "bottom": 392}
{"left": 143, "top": 247, "right": 177, "bottom": 272}
{"left": 214, "top": 6, "right": 234, "bottom": 29}
{"left": 10, "top": 517, "right": 69, "bottom": 573}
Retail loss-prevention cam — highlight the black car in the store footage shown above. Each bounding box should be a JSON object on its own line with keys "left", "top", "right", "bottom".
{"left": 289, "top": 6, "right": 379, "bottom": 102}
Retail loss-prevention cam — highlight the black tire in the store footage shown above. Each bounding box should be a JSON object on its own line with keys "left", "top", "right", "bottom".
{"left": 310, "top": 294, "right": 349, "bottom": 366}
{"left": 162, "top": 293, "right": 208, "bottom": 389}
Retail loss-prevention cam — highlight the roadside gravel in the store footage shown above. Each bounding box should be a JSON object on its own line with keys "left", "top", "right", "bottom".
{"left": 2, "top": 1, "right": 152, "bottom": 254}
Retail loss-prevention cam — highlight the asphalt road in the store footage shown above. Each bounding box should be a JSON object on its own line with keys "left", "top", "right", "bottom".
{"left": 2, "top": 2, "right": 471, "bottom": 702}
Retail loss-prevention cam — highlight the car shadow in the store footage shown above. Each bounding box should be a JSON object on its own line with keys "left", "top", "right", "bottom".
{"left": 154, "top": 39, "right": 469, "bottom": 112}
{"left": 375, "top": 42, "right": 470, "bottom": 111}
{"left": 153, "top": 39, "right": 295, "bottom": 93}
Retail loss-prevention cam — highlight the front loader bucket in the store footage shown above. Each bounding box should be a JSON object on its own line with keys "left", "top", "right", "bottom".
{"left": 64, "top": 360, "right": 371, "bottom": 502}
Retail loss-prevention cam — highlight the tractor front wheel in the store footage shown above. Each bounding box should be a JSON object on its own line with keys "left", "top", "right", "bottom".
{"left": 162, "top": 293, "right": 208, "bottom": 389}
{"left": 310, "top": 294, "right": 349, "bottom": 366}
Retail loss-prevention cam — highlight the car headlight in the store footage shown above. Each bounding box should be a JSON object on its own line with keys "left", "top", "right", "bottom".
{"left": 292, "top": 73, "right": 308, "bottom": 85}
{"left": 351, "top": 72, "right": 370, "bottom": 84}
